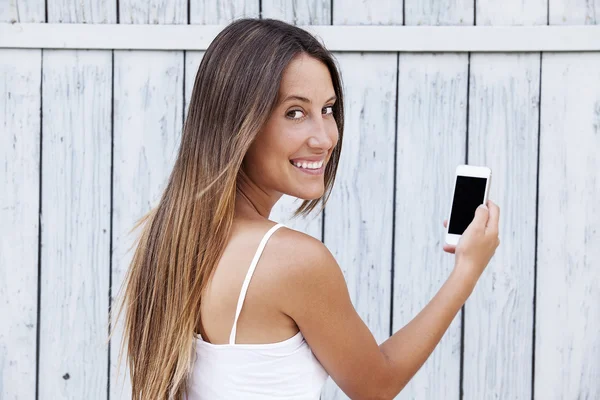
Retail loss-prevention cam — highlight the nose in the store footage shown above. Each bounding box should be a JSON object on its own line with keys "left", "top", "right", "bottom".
{"left": 307, "top": 117, "right": 335, "bottom": 151}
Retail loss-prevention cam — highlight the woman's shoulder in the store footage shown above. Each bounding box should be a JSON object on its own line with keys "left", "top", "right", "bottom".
{"left": 234, "top": 218, "right": 338, "bottom": 278}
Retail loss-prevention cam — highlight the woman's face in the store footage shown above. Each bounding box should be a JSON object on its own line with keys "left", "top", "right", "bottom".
{"left": 243, "top": 53, "right": 339, "bottom": 201}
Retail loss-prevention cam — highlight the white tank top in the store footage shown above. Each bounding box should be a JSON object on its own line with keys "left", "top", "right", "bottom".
{"left": 185, "top": 223, "right": 329, "bottom": 399}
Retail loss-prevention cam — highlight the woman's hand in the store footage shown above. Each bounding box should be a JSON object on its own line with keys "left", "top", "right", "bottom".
{"left": 443, "top": 200, "right": 501, "bottom": 281}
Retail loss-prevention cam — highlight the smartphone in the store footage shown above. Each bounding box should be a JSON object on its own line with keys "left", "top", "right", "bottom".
{"left": 445, "top": 165, "right": 492, "bottom": 246}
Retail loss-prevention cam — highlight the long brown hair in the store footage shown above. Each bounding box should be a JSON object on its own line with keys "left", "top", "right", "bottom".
{"left": 108, "top": 17, "right": 345, "bottom": 399}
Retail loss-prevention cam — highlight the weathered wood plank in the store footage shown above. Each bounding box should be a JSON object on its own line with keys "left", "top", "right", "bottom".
{"left": 38, "top": 2, "right": 114, "bottom": 399}
{"left": 110, "top": 50, "right": 184, "bottom": 400}
{"left": 477, "top": 0, "right": 546, "bottom": 25}
{"left": 392, "top": 54, "right": 468, "bottom": 400}
{"left": 550, "top": 0, "right": 599, "bottom": 24}
{"left": 535, "top": 52, "right": 600, "bottom": 400}
{"left": 262, "top": 0, "right": 330, "bottom": 24}
{"left": 119, "top": 0, "right": 186, "bottom": 24}
{"left": 320, "top": 53, "right": 396, "bottom": 400}
{"left": 0, "top": 0, "right": 45, "bottom": 22}
{"left": 464, "top": 52, "right": 539, "bottom": 400}
{"left": 404, "top": 0, "right": 473, "bottom": 25}
{"left": 39, "top": 48, "right": 112, "bottom": 400}
{"left": 109, "top": 3, "right": 186, "bottom": 399}
{"left": 189, "top": 0, "right": 259, "bottom": 24}
{"left": 0, "top": 4, "right": 43, "bottom": 400}
{"left": 47, "top": 0, "right": 115, "bottom": 22}
{"left": 462, "top": 1, "right": 545, "bottom": 398}
{"left": 391, "top": 3, "right": 471, "bottom": 399}
{"left": 0, "top": 48, "right": 41, "bottom": 400}
{"left": 333, "top": 0, "right": 403, "bottom": 25}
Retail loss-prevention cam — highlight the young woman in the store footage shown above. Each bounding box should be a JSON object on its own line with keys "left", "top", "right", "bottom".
{"left": 111, "top": 17, "right": 501, "bottom": 400}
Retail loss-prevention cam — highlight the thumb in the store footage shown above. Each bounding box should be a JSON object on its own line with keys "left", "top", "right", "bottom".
{"left": 472, "top": 203, "right": 489, "bottom": 227}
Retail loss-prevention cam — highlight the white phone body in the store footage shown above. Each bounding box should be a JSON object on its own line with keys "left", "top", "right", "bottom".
{"left": 445, "top": 165, "right": 492, "bottom": 246}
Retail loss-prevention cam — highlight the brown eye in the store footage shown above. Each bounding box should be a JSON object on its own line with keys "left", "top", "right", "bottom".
{"left": 323, "top": 106, "right": 334, "bottom": 115}
{"left": 286, "top": 110, "right": 304, "bottom": 120}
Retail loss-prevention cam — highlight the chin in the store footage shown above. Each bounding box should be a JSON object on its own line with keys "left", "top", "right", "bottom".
{"left": 294, "top": 186, "right": 325, "bottom": 201}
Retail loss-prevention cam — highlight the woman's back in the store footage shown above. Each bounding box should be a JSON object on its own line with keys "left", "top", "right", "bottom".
{"left": 185, "top": 221, "right": 329, "bottom": 399}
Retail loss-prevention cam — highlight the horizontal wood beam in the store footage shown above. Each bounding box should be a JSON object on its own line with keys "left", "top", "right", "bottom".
{"left": 1, "top": 23, "right": 599, "bottom": 52}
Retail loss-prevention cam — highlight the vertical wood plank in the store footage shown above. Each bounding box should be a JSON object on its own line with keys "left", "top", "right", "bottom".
{"left": 0, "top": 5, "right": 43, "bottom": 400}
{"left": 260, "top": 0, "right": 329, "bottom": 240}
{"left": 462, "top": 5, "right": 545, "bottom": 400}
{"left": 477, "top": 0, "right": 546, "bottom": 25}
{"left": 189, "top": 0, "right": 259, "bottom": 24}
{"left": 39, "top": 48, "right": 112, "bottom": 400}
{"left": 392, "top": 3, "right": 471, "bottom": 399}
{"left": 404, "top": 0, "right": 473, "bottom": 25}
{"left": 0, "top": 49, "right": 41, "bottom": 400}
{"left": 326, "top": 3, "right": 401, "bottom": 400}
{"left": 464, "top": 2, "right": 545, "bottom": 399}
{"left": 320, "top": 53, "right": 396, "bottom": 400}
{"left": 393, "top": 55, "right": 468, "bottom": 400}
{"left": 550, "top": 0, "right": 599, "bottom": 24}
{"left": 110, "top": 50, "right": 184, "bottom": 400}
{"left": 464, "top": 53, "right": 539, "bottom": 400}
{"left": 262, "top": 0, "right": 331, "bottom": 24}
{"left": 535, "top": 52, "right": 600, "bottom": 400}
{"left": 333, "top": 0, "right": 403, "bottom": 25}
{"left": 39, "top": 2, "right": 114, "bottom": 399}
{"left": 47, "top": 0, "right": 116, "bottom": 22}
{"left": 109, "top": 4, "right": 186, "bottom": 400}
{"left": 0, "top": 0, "right": 45, "bottom": 21}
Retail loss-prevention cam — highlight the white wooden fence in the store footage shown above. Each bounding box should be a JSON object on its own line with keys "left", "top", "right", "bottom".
{"left": 1, "top": 0, "right": 599, "bottom": 399}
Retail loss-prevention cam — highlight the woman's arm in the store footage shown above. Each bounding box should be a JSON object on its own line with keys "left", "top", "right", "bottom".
{"left": 276, "top": 203, "right": 499, "bottom": 400}
{"left": 277, "top": 235, "right": 473, "bottom": 399}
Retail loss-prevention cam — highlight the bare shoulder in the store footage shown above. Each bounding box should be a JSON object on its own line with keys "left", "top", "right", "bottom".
{"left": 267, "top": 224, "right": 391, "bottom": 399}
{"left": 270, "top": 225, "right": 341, "bottom": 279}
{"left": 267, "top": 225, "right": 349, "bottom": 317}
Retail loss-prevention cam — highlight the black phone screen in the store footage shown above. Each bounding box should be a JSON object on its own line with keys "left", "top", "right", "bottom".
{"left": 448, "top": 176, "right": 488, "bottom": 235}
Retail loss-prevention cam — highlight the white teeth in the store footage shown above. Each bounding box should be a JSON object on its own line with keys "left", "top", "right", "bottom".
{"left": 292, "top": 160, "right": 324, "bottom": 169}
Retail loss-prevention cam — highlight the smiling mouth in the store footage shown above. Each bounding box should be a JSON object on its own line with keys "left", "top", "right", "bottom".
{"left": 289, "top": 159, "right": 325, "bottom": 170}
{"left": 289, "top": 160, "right": 326, "bottom": 175}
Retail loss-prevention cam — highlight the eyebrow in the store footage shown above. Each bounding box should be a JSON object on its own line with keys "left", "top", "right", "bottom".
{"left": 281, "top": 94, "right": 337, "bottom": 104}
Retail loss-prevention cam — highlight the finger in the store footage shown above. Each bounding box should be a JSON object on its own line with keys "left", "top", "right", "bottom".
{"left": 471, "top": 203, "right": 489, "bottom": 230}
{"left": 485, "top": 200, "right": 499, "bottom": 234}
{"left": 443, "top": 244, "right": 456, "bottom": 254}
{"left": 443, "top": 219, "right": 448, "bottom": 228}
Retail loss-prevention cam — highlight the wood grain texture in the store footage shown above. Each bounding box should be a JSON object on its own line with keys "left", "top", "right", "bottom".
{"left": 110, "top": 50, "right": 184, "bottom": 400}
{"left": 464, "top": 52, "right": 539, "bottom": 400}
{"left": 39, "top": 49, "right": 112, "bottom": 400}
{"left": 0, "top": 48, "right": 41, "bottom": 400}
{"left": 392, "top": 3, "right": 470, "bottom": 399}
{"left": 119, "top": 0, "right": 186, "bottom": 24}
{"left": 550, "top": 0, "right": 600, "bottom": 24}
{"left": 333, "top": 0, "right": 403, "bottom": 24}
{"left": 477, "top": 0, "right": 547, "bottom": 25}
{"left": 189, "top": 0, "right": 259, "bottom": 24}
{"left": 47, "top": 0, "right": 115, "bottom": 22}
{"left": 39, "top": 1, "right": 114, "bottom": 399}
{"left": 110, "top": 2, "right": 185, "bottom": 398}
{"left": 535, "top": 52, "right": 600, "bottom": 400}
{"left": 463, "top": 1, "right": 544, "bottom": 398}
{"left": 404, "top": 0, "right": 474, "bottom": 25}
{"left": 320, "top": 52, "right": 396, "bottom": 400}
{"left": 262, "top": 0, "right": 331, "bottom": 24}
{"left": 0, "top": 0, "right": 45, "bottom": 22}
{"left": 392, "top": 53, "right": 468, "bottom": 400}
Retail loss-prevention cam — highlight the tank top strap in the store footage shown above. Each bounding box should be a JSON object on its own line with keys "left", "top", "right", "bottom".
{"left": 229, "top": 222, "right": 286, "bottom": 344}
